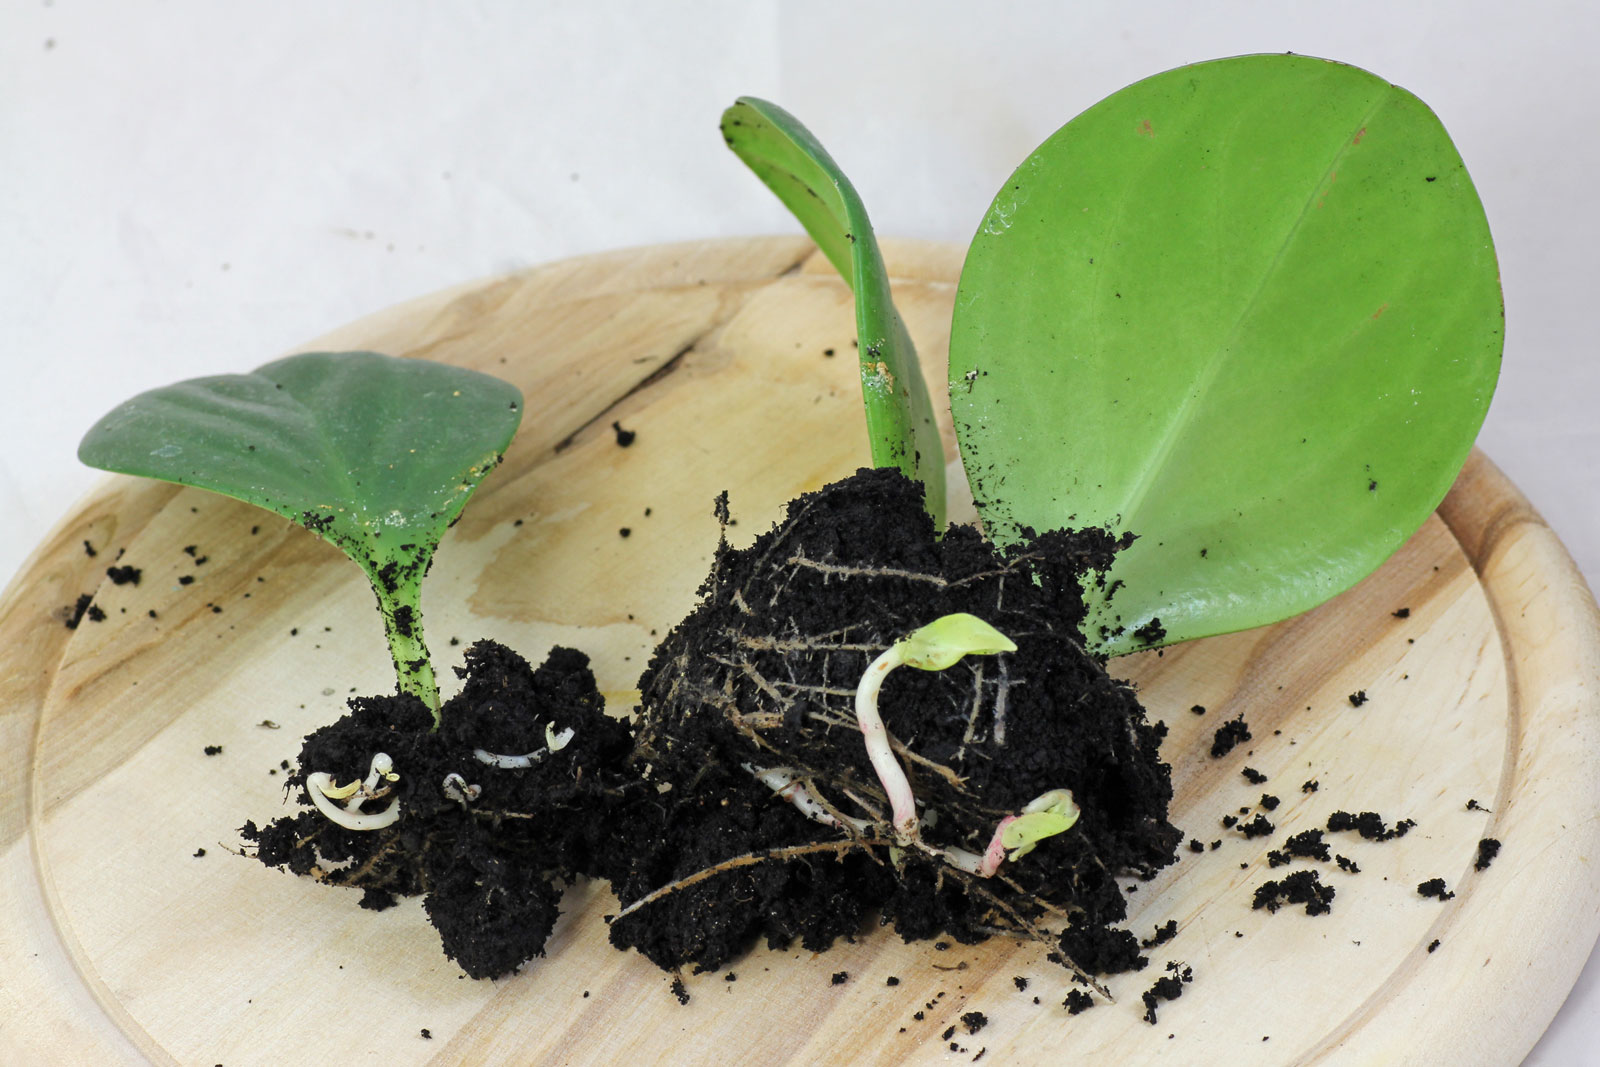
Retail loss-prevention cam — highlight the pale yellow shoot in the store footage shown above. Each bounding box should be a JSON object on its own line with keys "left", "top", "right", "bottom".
{"left": 894, "top": 613, "right": 1017, "bottom": 671}
{"left": 1000, "top": 789, "right": 1081, "bottom": 861}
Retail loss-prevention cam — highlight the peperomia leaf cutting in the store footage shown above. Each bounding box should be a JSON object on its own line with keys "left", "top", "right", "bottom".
{"left": 78, "top": 351, "right": 523, "bottom": 718}
{"left": 722, "top": 97, "right": 947, "bottom": 527}
{"left": 949, "top": 54, "right": 1502, "bottom": 655}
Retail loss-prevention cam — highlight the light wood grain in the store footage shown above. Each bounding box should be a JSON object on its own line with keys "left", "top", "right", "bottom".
{"left": 2, "top": 238, "right": 1597, "bottom": 1066}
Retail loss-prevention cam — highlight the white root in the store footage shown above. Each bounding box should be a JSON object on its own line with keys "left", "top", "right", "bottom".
{"left": 305, "top": 752, "right": 401, "bottom": 831}
{"left": 744, "top": 763, "right": 871, "bottom": 834}
{"left": 473, "top": 725, "right": 577, "bottom": 769}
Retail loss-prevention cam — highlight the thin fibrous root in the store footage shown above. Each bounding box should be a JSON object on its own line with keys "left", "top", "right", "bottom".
{"left": 612, "top": 839, "right": 892, "bottom": 924}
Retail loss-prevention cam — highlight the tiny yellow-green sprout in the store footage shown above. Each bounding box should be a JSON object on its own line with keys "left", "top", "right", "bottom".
{"left": 894, "top": 612, "right": 1018, "bottom": 671}
{"left": 999, "top": 789, "right": 1081, "bottom": 862}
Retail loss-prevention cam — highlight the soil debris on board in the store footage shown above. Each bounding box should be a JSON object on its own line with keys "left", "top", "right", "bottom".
{"left": 1209, "top": 716, "right": 1251, "bottom": 757}
{"left": 1252, "top": 870, "right": 1336, "bottom": 916}
{"left": 1475, "top": 838, "right": 1502, "bottom": 871}
{"left": 1417, "top": 878, "right": 1455, "bottom": 901}
{"left": 1327, "top": 810, "right": 1414, "bottom": 841}
{"left": 1139, "top": 962, "right": 1194, "bottom": 1024}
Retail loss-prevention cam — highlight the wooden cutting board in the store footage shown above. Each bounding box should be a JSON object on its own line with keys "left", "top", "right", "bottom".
{"left": 4, "top": 237, "right": 1599, "bottom": 1066}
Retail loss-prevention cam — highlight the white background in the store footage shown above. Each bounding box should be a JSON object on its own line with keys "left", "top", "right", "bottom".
{"left": 3, "top": 3, "right": 1596, "bottom": 1061}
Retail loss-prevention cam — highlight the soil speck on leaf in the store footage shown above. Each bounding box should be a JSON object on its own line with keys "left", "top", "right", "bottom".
{"left": 106, "top": 565, "right": 142, "bottom": 585}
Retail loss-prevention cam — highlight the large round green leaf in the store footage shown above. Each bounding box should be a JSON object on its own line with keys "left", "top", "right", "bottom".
{"left": 79, "top": 351, "right": 523, "bottom": 709}
{"left": 949, "top": 55, "right": 1502, "bottom": 655}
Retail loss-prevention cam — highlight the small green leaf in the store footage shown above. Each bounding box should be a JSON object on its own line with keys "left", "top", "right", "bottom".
{"left": 722, "top": 97, "right": 946, "bottom": 527}
{"left": 895, "top": 612, "right": 1016, "bottom": 671}
{"left": 950, "top": 55, "right": 1501, "bottom": 655}
{"left": 78, "top": 351, "right": 524, "bottom": 715}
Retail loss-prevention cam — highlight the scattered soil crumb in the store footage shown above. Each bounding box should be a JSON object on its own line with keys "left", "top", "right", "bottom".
{"left": 1187, "top": 839, "right": 1205, "bottom": 853}
{"left": 1141, "top": 919, "right": 1177, "bottom": 949}
{"left": 1392, "top": 607, "right": 1410, "bottom": 618}
{"left": 1238, "top": 814, "right": 1275, "bottom": 839}
{"left": 1427, "top": 939, "right": 1441, "bottom": 953}
{"left": 961, "top": 1011, "right": 988, "bottom": 1034}
{"left": 1268, "top": 829, "right": 1330, "bottom": 866}
{"left": 670, "top": 977, "right": 690, "bottom": 1004}
{"left": 1140, "top": 963, "right": 1193, "bottom": 1025}
{"left": 1253, "top": 870, "right": 1335, "bottom": 916}
{"left": 831, "top": 971, "right": 848, "bottom": 985}
{"left": 612, "top": 421, "right": 637, "bottom": 447}
{"left": 203, "top": 745, "right": 223, "bottom": 756}
{"left": 1327, "top": 811, "right": 1414, "bottom": 841}
{"left": 1012, "top": 976, "right": 1027, "bottom": 992}
{"left": 1241, "top": 767, "right": 1267, "bottom": 784}
{"left": 1417, "top": 878, "right": 1455, "bottom": 901}
{"left": 420, "top": 1029, "right": 432, "bottom": 1040}
{"left": 193, "top": 848, "right": 206, "bottom": 858}
{"left": 1064, "top": 990, "right": 1094, "bottom": 1014}
{"left": 106, "top": 565, "right": 142, "bottom": 585}
{"left": 1302, "top": 780, "right": 1319, "bottom": 793}
{"left": 1336, "top": 855, "right": 1360, "bottom": 874}
{"left": 1260, "top": 794, "right": 1280, "bottom": 811}
{"left": 1475, "top": 838, "right": 1502, "bottom": 871}
{"left": 1465, "top": 798, "right": 1490, "bottom": 812}
{"left": 1210, "top": 716, "right": 1251, "bottom": 757}
{"left": 1190, "top": 705, "right": 1206, "bottom": 716}
{"left": 725, "top": 972, "right": 737, "bottom": 982}
{"left": 62, "top": 593, "right": 98, "bottom": 628}
{"left": 1348, "top": 691, "right": 1369, "bottom": 707}
{"left": 83, "top": 540, "right": 98, "bottom": 558}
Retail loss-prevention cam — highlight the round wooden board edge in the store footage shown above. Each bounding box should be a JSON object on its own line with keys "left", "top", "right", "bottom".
{"left": 0, "top": 239, "right": 1597, "bottom": 1065}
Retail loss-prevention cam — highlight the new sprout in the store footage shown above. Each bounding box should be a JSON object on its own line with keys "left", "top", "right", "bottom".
{"left": 855, "top": 613, "right": 1017, "bottom": 844}
{"left": 306, "top": 752, "right": 401, "bottom": 831}
{"left": 473, "top": 724, "right": 576, "bottom": 769}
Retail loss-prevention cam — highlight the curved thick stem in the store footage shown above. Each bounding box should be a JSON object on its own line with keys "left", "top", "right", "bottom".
{"left": 855, "top": 647, "right": 920, "bottom": 841}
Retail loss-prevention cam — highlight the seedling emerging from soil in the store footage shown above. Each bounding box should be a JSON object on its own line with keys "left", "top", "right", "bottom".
{"left": 79, "top": 351, "right": 523, "bottom": 717}
{"left": 854, "top": 612, "right": 1018, "bottom": 842}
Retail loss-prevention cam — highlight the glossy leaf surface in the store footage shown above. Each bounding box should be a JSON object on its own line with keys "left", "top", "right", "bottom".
{"left": 79, "top": 351, "right": 523, "bottom": 710}
{"left": 950, "top": 55, "right": 1502, "bottom": 655}
{"left": 723, "top": 97, "right": 946, "bottom": 526}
